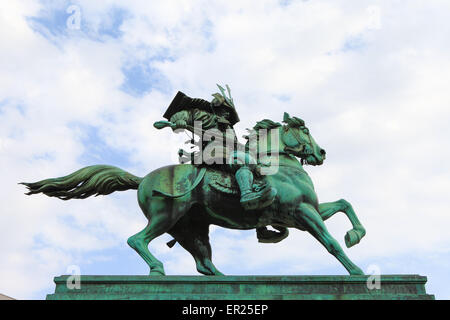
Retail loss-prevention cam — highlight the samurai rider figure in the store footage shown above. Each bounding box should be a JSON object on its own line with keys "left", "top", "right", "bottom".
{"left": 155, "top": 84, "right": 277, "bottom": 211}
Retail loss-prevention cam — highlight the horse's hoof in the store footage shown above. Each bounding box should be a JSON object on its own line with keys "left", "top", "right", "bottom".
{"left": 149, "top": 267, "right": 166, "bottom": 276}
{"left": 344, "top": 227, "right": 366, "bottom": 248}
{"left": 345, "top": 230, "right": 359, "bottom": 247}
{"left": 349, "top": 268, "right": 365, "bottom": 275}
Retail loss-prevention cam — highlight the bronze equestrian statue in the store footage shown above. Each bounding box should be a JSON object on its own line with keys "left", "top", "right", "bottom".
{"left": 21, "top": 84, "right": 366, "bottom": 276}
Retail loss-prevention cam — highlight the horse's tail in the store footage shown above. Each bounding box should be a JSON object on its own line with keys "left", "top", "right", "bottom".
{"left": 20, "top": 165, "right": 143, "bottom": 200}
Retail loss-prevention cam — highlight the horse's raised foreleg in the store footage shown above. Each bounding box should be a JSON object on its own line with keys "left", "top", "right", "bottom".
{"left": 127, "top": 216, "right": 173, "bottom": 275}
{"left": 296, "top": 203, "right": 364, "bottom": 275}
{"left": 318, "top": 199, "right": 366, "bottom": 248}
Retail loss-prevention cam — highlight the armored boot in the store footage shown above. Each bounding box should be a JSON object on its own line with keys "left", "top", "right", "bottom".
{"left": 235, "top": 167, "right": 277, "bottom": 210}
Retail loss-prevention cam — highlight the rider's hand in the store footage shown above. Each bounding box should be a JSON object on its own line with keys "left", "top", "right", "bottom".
{"left": 175, "top": 119, "right": 187, "bottom": 128}
{"left": 170, "top": 110, "right": 189, "bottom": 129}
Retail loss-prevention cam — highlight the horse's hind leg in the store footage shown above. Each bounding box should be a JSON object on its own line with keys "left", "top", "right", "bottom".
{"left": 169, "top": 218, "right": 223, "bottom": 276}
{"left": 127, "top": 215, "right": 173, "bottom": 275}
{"left": 296, "top": 203, "right": 364, "bottom": 275}
{"left": 318, "top": 199, "right": 366, "bottom": 248}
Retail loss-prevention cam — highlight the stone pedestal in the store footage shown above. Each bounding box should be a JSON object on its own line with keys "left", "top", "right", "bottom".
{"left": 46, "top": 275, "right": 434, "bottom": 300}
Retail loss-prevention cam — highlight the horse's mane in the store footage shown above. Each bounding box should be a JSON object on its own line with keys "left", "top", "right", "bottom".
{"left": 283, "top": 116, "right": 305, "bottom": 128}
{"left": 245, "top": 119, "right": 282, "bottom": 141}
{"left": 252, "top": 119, "right": 282, "bottom": 131}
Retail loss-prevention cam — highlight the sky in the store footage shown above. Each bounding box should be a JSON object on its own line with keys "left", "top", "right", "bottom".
{"left": 0, "top": 0, "right": 449, "bottom": 299}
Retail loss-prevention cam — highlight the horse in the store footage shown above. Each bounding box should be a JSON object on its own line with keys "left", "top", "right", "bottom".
{"left": 21, "top": 112, "right": 366, "bottom": 276}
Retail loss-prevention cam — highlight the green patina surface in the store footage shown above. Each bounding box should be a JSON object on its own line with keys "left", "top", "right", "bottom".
{"left": 22, "top": 109, "right": 367, "bottom": 277}
{"left": 22, "top": 85, "right": 430, "bottom": 294}
{"left": 47, "top": 275, "right": 434, "bottom": 300}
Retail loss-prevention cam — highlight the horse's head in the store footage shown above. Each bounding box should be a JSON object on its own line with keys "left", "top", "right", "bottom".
{"left": 281, "top": 112, "right": 326, "bottom": 166}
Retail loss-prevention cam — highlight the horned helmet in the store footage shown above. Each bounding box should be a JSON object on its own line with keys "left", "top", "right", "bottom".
{"left": 211, "top": 84, "right": 240, "bottom": 125}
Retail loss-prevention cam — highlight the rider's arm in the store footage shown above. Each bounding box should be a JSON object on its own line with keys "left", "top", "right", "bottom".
{"left": 191, "top": 109, "right": 217, "bottom": 130}
{"left": 170, "top": 109, "right": 217, "bottom": 131}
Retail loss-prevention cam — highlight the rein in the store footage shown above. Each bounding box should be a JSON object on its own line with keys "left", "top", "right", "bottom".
{"left": 285, "top": 126, "right": 313, "bottom": 156}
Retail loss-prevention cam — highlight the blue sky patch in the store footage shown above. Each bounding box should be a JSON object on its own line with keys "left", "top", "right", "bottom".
{"left": 342, "top": 35, "right": 367, "bottom": 52}
{"left": 27, "top": 1, "right": 129, "bottom": 42}
{"left": 0, "top": 99, "right": 9, "bottom": 114}
{"left": 274, "top": 94, "right": 291, "bottom": 102}
{"left": 120, "top": 61, "right": 171, "bottom": 97}
{"left": 97, "top": 7, "right": 130, "bottom": 39}
{"left": 27, "top": 1, "right": 72, "bottom": 38}
{"left": 201, "top": 19, "right": 216, "bottom": 52}
{"left": 71, "top": 123, "right": 133, "bottom": 168}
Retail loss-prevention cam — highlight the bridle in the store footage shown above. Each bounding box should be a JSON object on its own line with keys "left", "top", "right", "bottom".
{"left": 284, "top": 125, "right": 313, "bottom": 157}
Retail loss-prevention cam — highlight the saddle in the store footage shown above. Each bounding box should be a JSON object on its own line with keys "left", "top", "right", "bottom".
{"left": 151, "top": 165, "right": 207, "bottom": 198}
{"left": 150, "top": 164, "right": 268, "bottom": 199}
